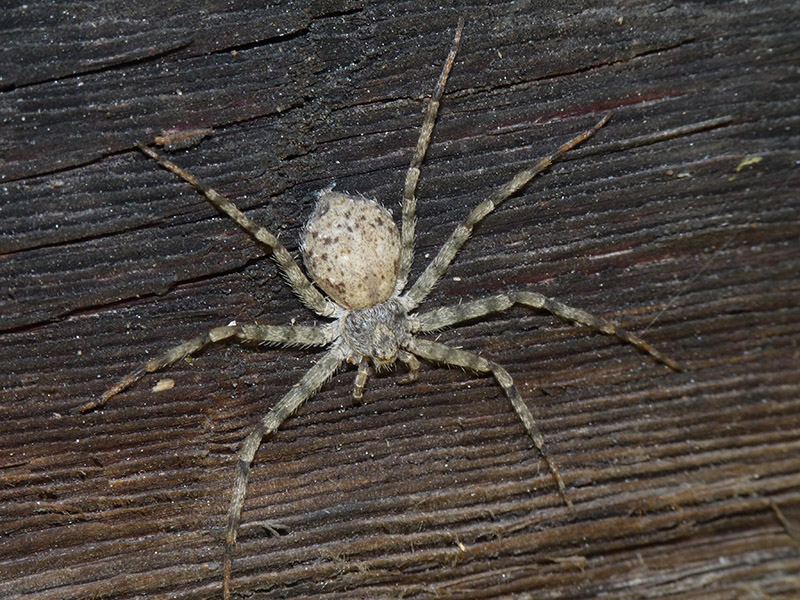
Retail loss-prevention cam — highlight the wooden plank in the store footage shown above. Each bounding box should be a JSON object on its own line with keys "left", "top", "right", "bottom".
{"left": 1, "top": 1, "right": 798, "bottom": 599}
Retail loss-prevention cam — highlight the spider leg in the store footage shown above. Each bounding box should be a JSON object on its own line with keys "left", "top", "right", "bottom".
{"left": 224, "top": 345, "right": 346, "bottom": 600}
{"left": 395, "top": 17, "right": 464, "bottom": 294}
{"left": 404, "top": 114, "right": 611, "bottom": 309}
{"left": 76, "top": 323, "right": 332, "bottom": 413}
{"left": 398, "top": 349, "right": 421, "bottom": 384}
{"left": 411, "top": 292, "right": 679, "bottom": 370}
{"left": 136, "top": 144, "right": 338, "bottom": 318}
{"left": 403, "top": 337, "right": 572, "bottom": 509}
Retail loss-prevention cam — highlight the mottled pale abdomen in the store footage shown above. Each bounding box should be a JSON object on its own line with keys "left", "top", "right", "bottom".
{"left": 301, "top": 190, "right": 401, "bottom": 310}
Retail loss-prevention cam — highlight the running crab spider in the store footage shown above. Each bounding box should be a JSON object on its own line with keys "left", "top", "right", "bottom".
{"left": 79, "top": 18, "right": 678, "bottom": 599}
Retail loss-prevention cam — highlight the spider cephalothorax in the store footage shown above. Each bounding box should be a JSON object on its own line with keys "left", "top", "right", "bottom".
{"left": 341, "top": 299, "right": 408, "bottom": 364}
{"left": 80, "top": 19, "right": 678, "bottom": 600}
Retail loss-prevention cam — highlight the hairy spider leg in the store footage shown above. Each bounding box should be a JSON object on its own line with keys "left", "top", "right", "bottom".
{"left": 405, "top": 113, "right": 611, "bottom": 309}
{"left": 223, "top": 346, "right": 346, "bottom": 600}
{"left": 135, "top": 143, "right": 338, "bottom": 318}
{"left": 395, "top": 17, "right": 465, "bottom": 294}
{"left": 77, "top": 324, "right": 331, "bottom": 413}
{"left": 412, "top": 291, "right": 680, "bottom": 370}
{"left": 404, "top": 337, "right": 572, "bottom": 506}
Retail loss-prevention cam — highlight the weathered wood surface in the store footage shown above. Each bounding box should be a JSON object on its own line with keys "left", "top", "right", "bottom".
{"left": 1, "top": 1, "right": 798, "bottom": 599}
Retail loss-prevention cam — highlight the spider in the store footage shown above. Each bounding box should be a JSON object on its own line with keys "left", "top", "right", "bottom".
{"left": 79, "top": 19, "right": 678, "bottom": 599}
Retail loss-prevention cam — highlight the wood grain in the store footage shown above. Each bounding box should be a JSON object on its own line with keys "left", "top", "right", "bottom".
{"left": 2, "top": 1, "right": 798, "bottom": 599}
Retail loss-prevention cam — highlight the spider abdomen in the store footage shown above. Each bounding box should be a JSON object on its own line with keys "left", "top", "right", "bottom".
{"left": 301, "top": 190, "right": 401, "bottom": 310}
